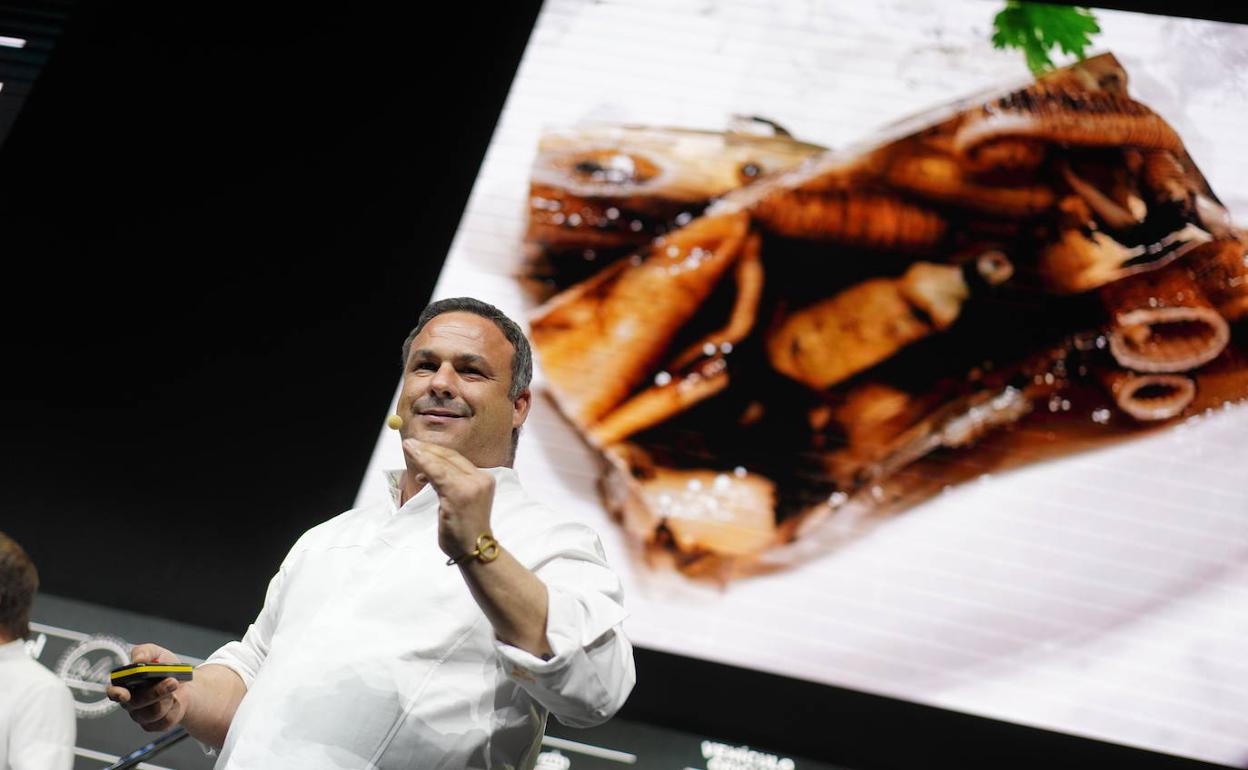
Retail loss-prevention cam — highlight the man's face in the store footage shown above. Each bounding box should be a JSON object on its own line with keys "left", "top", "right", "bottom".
{"left": 397, "top": 312, "right": 530, "bottom": 468}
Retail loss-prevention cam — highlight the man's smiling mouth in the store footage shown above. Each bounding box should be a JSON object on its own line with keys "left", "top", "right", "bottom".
{"left": 419, "top": 409, "right": 467, "bottom": 418}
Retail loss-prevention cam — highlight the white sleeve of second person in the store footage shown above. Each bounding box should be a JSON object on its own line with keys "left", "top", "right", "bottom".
{"left": 202, "top": 560, "right": 289, "bottom": 687}
{"left": 493, "top": 521, "right": 635, "bottom": 728}
{"left": 9, "top": 678, "right": 76, "bottom": 770}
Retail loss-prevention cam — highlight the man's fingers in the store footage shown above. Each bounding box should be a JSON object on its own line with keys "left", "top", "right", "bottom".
{"left": 404, "top": 439, "right": 480, "bottom": 484}
{"left": 119, "top": 679, "right": 177, "bottom": 710}
{"left": 143, "top": 704, "right": 183, "bottom": 733}
{"left": 132, "top": 694, "right": 174, "bottom": 729}
{"left": 403, "top": 440, "right": 456, "bottom": 486}
{"left": 105, "top": 685, "right": 131, "bottom": 704}
{"left": 129, "top": 681, "right": 181, "bottom": 724}
{"left": 130, "top": 643, "right": 176, "bottom": 664}
{"left": 413, "top": 441, "right": 478, "bottom": 474}
{"left": 121, "top": 688, "right": 161, "bottom": 711}
{"left": 151, "top": 678, "right": 179, "bottom": 701}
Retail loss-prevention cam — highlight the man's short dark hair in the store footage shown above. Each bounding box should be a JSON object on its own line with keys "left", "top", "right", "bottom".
{"left": 0, "top": 531, "right": 38, "bottom": 640}
{"left": 402, "top": 297, "right": 533, "bottom": 400}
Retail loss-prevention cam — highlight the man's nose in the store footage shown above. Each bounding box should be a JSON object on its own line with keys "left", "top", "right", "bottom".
{"left": 428, "top": 362, "right": 458, "bottom": 398}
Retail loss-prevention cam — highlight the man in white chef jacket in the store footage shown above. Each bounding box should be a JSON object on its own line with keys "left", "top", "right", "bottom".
{"left": 107, "top": 297, "right": 636, "bottom": 769}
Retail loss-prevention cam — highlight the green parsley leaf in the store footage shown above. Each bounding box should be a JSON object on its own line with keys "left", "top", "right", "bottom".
{"left": 991, "top": 2, "right": 1102, "bottom": 76}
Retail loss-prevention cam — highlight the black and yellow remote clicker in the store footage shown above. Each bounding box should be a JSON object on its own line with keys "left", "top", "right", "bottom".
{"left": 110, "top": 662, "right": 195, "bottom": 689}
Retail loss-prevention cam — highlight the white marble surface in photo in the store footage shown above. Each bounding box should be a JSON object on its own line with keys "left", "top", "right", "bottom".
{"left": 357, "top": 1, "right": 1248, "bottom": 764}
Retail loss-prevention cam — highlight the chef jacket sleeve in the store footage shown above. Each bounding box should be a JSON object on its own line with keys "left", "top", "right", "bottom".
{"left": 493, "top": 521, "right": 635, "bottom": 727}
{"left": 202, "top": 560, "right": 289, "bottom": 688}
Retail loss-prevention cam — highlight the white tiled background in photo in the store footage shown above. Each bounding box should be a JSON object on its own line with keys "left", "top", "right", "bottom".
{"left": 358, "top": 1, "right": 1248, "bottom": 764}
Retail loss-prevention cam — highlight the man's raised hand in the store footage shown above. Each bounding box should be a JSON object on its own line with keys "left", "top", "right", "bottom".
{"left": 402, "top": 438, "right": 497, "bottom": 561}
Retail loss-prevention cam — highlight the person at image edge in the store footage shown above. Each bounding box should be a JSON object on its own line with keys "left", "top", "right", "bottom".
{"left": 0, "top": 531, "right": 76, "bottom": 770}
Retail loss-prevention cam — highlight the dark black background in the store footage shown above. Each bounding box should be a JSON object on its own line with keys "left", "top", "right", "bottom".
{"left": 1, "top": 1, "right": 1243, "bottom": 768}
{"left": 0, "top": 0, "right": 545, "bottom": 630}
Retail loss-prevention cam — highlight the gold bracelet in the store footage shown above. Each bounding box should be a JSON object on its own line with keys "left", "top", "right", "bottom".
{"left": 446, "top": 533, "right": 500, "bottom": 566}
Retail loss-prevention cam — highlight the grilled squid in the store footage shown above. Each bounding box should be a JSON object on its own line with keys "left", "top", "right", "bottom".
{"left": 1100, "top": 262, "right": 1231, "bottom": 373}
{"left": 1038, "top": 221, "right": 1211, "bottom": 293}
{"left": 822, "top": 340, "right": 1078, "bottom": 497}
{"left": 525, "top": 124, "right": 823, "bottom": 287}
{"left": 588, "top": 232, "right": 765, "bottom": 447}
{"left": 1060, "top": 161, "right": 1146, "bottom": 231}
{"left": 1097, "top": 367, "right": 1196, "bottom": 422}
{"left": 1137, "top": 149, "right": 1236, "bottom": 238}
{"left": 1139, "top": 149, "right": 1191, "bottom": 209}
{"left": 821, "top": 382, "right": 936, "bottom": 487}
{"left": 531, "top": 211, "right": 751, "bottom": 428}
{"left": 885, "top": 152, "right": 1055, "bottom": 218}
{"left": 588, "top": 357, "right": 730, "bottom": 448}
{"left": 1185, "top": 238, "right": 1248, "bottom": 321}
{"left": 750, "top": 189, "right": 947, "bottom": 251}
{"left": 600, "top": 444, "right": 779, "bottom": 568}
{"left": 767, "top": 253, "right": 1013, "bottom": 390}
{"left": 961, "top": 138, "right": 1048, "bottom": 175}
{"left": 954, "top": 87, "right": 1185, "bottom": 168}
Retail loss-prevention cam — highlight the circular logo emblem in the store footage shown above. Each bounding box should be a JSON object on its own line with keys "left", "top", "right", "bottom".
{"left": 537, "top": 750, "right": 572, "bottom": 770}
{"left": 54, "top": 635, "right": 130, "bottom": 719}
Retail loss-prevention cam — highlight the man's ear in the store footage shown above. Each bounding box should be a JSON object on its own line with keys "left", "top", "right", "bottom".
{"left": 512, "top": 388, "right": 532, "bottom": 429}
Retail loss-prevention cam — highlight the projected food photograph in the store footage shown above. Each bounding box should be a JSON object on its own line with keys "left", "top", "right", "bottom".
{"left": 360, "top": 1, "right": 1248, "bottom": 764}
{"left": 524, "top": 51, "right": 1248, "bottom": 576}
